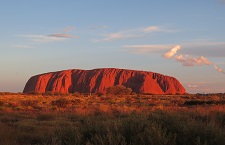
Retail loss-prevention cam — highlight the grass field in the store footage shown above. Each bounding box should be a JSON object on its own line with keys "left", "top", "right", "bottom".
{"left": 0, "top": 92, "right": 225, "bottom": 145}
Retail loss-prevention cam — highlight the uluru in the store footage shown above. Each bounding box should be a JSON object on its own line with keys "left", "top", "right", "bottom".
{"left": 23, "top": 68, "right": 186, "bottom": 94}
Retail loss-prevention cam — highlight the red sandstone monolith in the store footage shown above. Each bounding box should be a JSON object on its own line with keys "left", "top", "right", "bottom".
{"left": 23, "top": 68, "right": 186, "bottom": 94}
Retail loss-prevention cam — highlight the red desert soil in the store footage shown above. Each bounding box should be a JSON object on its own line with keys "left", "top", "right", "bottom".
{"left": 23, "top": 68, "right": 186, "bottom": 94}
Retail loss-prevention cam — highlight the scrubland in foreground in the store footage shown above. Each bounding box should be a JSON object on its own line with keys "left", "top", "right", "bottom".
{"left": 0, "top": 92, "right": 225, "bottom": 145}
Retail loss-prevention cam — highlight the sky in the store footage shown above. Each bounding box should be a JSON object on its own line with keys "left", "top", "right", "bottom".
{"left": 0, "top": 0, "right": 225, "bottom": 93}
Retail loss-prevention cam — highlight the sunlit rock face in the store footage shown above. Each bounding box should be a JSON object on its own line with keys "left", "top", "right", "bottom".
{"left": 23, "top": 68, "right": 186, "bottom": 94}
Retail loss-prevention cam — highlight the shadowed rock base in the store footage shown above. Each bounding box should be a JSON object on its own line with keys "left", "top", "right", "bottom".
{"left": 23, "top": 68, "right": 186, "bottom": 94}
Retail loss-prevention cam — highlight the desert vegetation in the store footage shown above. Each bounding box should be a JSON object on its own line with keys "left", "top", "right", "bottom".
{"left": 0, "top": 91, "right": 225, "bottom": 145}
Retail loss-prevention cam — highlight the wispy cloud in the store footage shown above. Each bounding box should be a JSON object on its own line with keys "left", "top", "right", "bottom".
{"left": 12, "top": 45, "right": 34, "bottom": 49}
{"left": 50, "top": 26, "right": 77, "bottom": 38}
{"left": 99, "top": 25, "right": 171, "bottom": 41}
{"left": 213, "top": 64, "right": 225, "bottom": 74}
{"left": 123, "top": 44, "right": 173, "bottom": 54}
{"left": 20, "top": 34, "right": 66, "bottom": 43}
{"left": 18, "top": 26, "right": 78, "bottom": 43}
{"left": 163, "top": 45, "right": 225, "bottom": 74}
{"left": 103, "top": 32, "right": 135, "bottom": 41}
{"left": 48, "top": 33, "right": 78, "bottom": 38}
{"left": 142, "top": 26, "right": 161, "bottom": 33}
{"left": 175, "top": 55, "right": 211, "bottom": 66}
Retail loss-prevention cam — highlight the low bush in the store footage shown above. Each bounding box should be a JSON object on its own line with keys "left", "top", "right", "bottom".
{"left": 51, "top": 98, "right": 70, "bottom": 108}
{"left": 20, "top": 100, "right": 38, "bottom": 107}
{"left": 0, "top": 101, "right": 4, "bottom": 106}
{"left": 106, "top": 85, "right": 132, "bottom": 95}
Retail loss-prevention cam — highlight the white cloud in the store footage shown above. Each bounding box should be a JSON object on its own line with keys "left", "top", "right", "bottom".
{"left": 175, "top": 55, "right": 211, "bottom": 66}
{"left": 123, "top": 43, "right": 225, "bottom": 74}
{"left": 163, "top": 45, "right": 181, "bottom": 58}
{"left": 123, "top": 40, "right": 225, "bottom": 57}
{"left": 163, "top": 45, "right": 225, "bottom": 74}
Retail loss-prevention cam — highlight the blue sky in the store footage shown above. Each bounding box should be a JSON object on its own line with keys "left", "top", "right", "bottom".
{"left": 1, "top": 0, "right": 225, "bottom": 93}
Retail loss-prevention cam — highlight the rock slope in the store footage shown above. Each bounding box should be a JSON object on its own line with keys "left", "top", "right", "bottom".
{"left": 23, "top": 68, "right": 186, "bottom": 94}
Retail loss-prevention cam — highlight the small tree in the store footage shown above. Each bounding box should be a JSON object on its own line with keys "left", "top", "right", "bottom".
{"left": 106, "top": 85, "right": 132, "bottom": 95}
